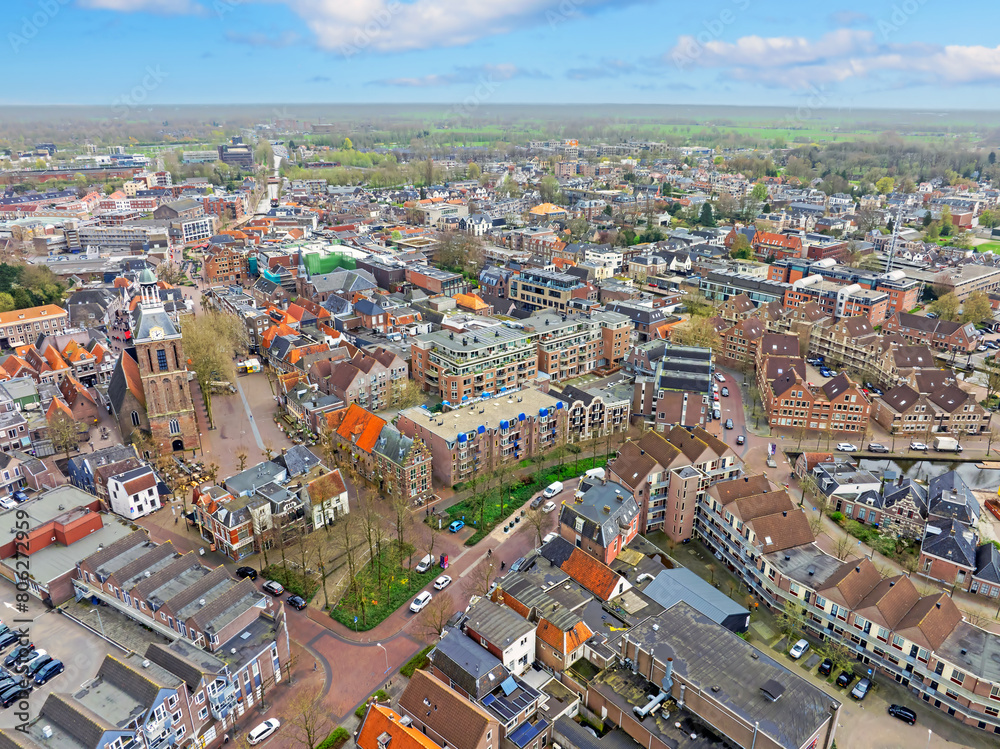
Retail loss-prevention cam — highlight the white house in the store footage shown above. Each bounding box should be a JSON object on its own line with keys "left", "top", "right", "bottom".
{"left": 107, "top": 465, "right": 160, "bottom": 519}
{"left": 301, "top": 467, "right": 350, "bottom": 529}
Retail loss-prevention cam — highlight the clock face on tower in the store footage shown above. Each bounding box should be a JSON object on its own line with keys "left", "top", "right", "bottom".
{"left": 149, "top": 326, "right": 165, "bottom": 340}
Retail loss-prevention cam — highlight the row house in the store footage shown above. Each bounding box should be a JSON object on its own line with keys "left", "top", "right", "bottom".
{"left": 763, "top": 369, "right": 870, "bottom": 433}
{"left": 556, "top": 383, "right": 630, "bottom": 443}
{"left": 872, "top": 382, "right": 992, "bottom": 436}
{"left": 696, "top": 472, "right": 1000, "bottom": 737}
{"left": 883, "top": 312, "right": 977, "bottom": 354}
{"left": 607, "top": 426, "right": 738, "bottom": 538}
{"left": 396, "top": 389, "right": 564, "bottom": 487}
{"left": 717, "top": 292, "right": 757, "bottom": 322}
{"left": 753, "top": 230, "right": 803, "bottom": 261}
{"left": 0, "top": 304, "right": 70, "bottom": 351}
{"left": 333, "top": 403, "right": 433, "bottom": 502}
{"left": 714, "top": 316, "right": 765, "bottom": 366}
{"left": 309, "top": 347, "right": 407, "bottom": 412}
{"left": 870, "top": 341, "right": 939, "bottom": 389}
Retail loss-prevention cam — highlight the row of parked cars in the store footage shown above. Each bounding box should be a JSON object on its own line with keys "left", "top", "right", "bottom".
{"left": 0, "top": 620, "right": 64, "bottom": 708}
{"left": 235, "top": 567, "right": 308, "bottom": 611}
{"left": 789, "top": 639, "right": 917, "bottom": 725}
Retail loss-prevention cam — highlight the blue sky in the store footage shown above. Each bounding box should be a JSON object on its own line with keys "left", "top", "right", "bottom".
{"left": 3, "top": 0, "right": 1000, "bottom": 108}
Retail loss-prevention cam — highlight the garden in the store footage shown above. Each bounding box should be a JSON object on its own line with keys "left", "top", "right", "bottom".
{"left": 330, "top": 542, "right": 434, "bottom": 631}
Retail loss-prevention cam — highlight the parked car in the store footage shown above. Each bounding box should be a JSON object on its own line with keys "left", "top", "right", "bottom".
{"left": 286, "top": 595, "right": 307, "bottom": 611}
{"left": 818, "top": 658, "right": 833, "bottom": 676}
{"left": 236, "top": 566, "right": 258, "bottom": 581}
{"left": 262, "top": 580, "right": 284, "bottom": 596}
{"left": 851, "top": 678, "right": 871, "bottom": 700}
{"left": 3, "top": 644, "right": 35, "bottom": 668}
{"left": 530, "top": 496, "right": 544, "bottom": 509}
{"left": 987, "top": 341, "right": 1000, "bottom": 350}
{"left": 410, "top": 592, "right": 432, "bottom": 613}
{"left": 887, "top": 705, "right": 917, "bottom": 725}
{"left": 789, "top": 639, "right": 809, "bottom": 659}
{"left": 724, "top": 418, "right": 734, "bottom": 429}
{"left": 736, "top": 435, "right": 745, "bottom": 445}
{"left": 25, "top": 655, "right": 52, "bottom": 677}
{"left": 836, "top": 443, "right": 858, "bottom": 452}
{"left": 509, "top": 556, "right": 527, "bottom": 572}
{"left": 543, "top": 481, "right": 563, "bottom": 498}
{"left": 248, "top": 718, "right": 281, "bottom": 745}
{"left": 541, "top": 532, "right": 558, "bottom": 544}
{"left": 909, "top": 441, "right": 929, "bottom": 452}
{"left": 433, "top": 575, "right": 452, "bottom": 590}
{"left": 0, "top": 633, "right": 19, "bottom": 652}
{"left": 542, "top": 501, "right": 556, "bottom": 513}
{"left": 978, "top": 345, "right": 988, "bottom": 352}
{"left": 721, "top": 387, "right": 729, "bottom": 397}
{"left": 925, "top": 312, "right": 938, "bottom": 319}
{"left": 33, "top": 659, "right": 63, "bottom": 686}
{"left": 713, "top": 409, "right": 721, "bottom": 420}
{"left": 820, "top": 368, "right": 832, "bottom": 377}
{"left": 448, "top": 520, "right": 465, "bottom": 533}
{"left": 836, "top": 671, "right": 856, "bottom": 688}
{"left": 715, "top": 373, "right": 725, "bottom": 383}
{"left": 415, "top": 554, "right": 434, "bottom": 573}
{"left": 0, "top": 685, "right": 28, "bottom": 708}
{"left": 12, "top": 491, "right": 28, "bottom": 504}
{"left": 0, "top": 498, "right": 15, "bottom": 511}
{"left": 867, "top": 443, "right": 889, "bottom": 453}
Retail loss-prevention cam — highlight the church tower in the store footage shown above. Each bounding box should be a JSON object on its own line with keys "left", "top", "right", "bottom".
{"left": 131, "top": 268, "right": 201, "bottom": 454}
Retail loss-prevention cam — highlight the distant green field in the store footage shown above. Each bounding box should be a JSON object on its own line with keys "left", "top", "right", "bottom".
{"left": 975, "top": 241, "right": 1000, "bottom": 253}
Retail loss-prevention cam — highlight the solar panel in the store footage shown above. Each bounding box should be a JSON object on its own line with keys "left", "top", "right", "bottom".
{"left": 500, "top": 676, "right": 517, "bottom": 696}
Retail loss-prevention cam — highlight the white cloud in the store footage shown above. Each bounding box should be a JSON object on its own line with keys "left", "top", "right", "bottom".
{"left": 79, "top": 0, "right": 207, "bottom": 13}
{"left": 667, "top": 29, "right": 1000, "bottom": 89}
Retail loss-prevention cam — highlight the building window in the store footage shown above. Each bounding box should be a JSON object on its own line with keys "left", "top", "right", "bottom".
{"left": 169, "top": 419, "right": 180, "bottom": 435}
{"left": 131, "top": 411, "right": 140, "bottom": 427}
{"left": 157, "top": 349, "right": 168, "bottom": 371}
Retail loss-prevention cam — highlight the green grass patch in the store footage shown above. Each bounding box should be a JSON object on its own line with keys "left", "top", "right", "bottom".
{"left": 261, "top": 564, "right": 319, "bottom": 601}
{"left": 318, "top": 728, "right": 351, "bottom": 749}
{"left": 400, "top": 645, "right": 434, "bottom": 678}
{"left": 355, "top": 690, "right": 391, "bottom": 718}
{"left": 331, "top": 543, "right": 433, "bottom": 631}
{"left": 975, "top": 241, "right": 1000, "bottom": 253}
{"left": 445, "top": 455, "right": 609, "bottom": 546}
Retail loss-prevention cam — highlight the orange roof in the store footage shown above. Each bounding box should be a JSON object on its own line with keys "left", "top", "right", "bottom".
{"left": 42, "top": 345, "right": 69, "bottom": 372}
{"left": 536, "top": 617, "right": 593, "bottom": 654}
{"left": 528, "top": 203, "right": 567, "bottom": 216}
{"left": 0, "top": 305, "right": 70, "bottom": 326}
{"left": 120, "top": 350, "right": 145, "bottom": 408}
{"left": 62, "top": 339, "right": 93, "bottom": 364}
{"left": 335, "top": 403, "right": 386, "bottom": 454}
{"left": 261, "top": 323, "right": 297, "bottom": 349}
{"left": 561, "top": 549, "right": 621, "bottom": 601}
{"left": 113, "top": 277, "right": 132, "bottom": 288}
{"left": 452, "top": 293, "right": 489, "bottom": 312}
{"left": 46, "top": 398, "right": 73, "bottom": 421}
{"left": 358, "top": 705, "right": 442, "bottom": 749}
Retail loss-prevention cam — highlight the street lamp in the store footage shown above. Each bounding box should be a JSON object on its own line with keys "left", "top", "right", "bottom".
{"left": 376, "top": 642, "right": 389, "bottom": 673}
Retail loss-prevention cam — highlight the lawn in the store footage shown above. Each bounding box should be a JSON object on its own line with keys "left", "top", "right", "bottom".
{"left": 330, "top": 543, "right": 433, "bottom": 631}
{"left": 445, "top": 455, "right": 609, "bottom": 546}
{"left": 261, "top": 564, "right": 319, "bottom": 601}
{"left": 975, "top": 241, "right": 1000, "bottom": 253}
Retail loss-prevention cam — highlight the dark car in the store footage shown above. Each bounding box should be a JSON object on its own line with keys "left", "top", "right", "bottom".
{"left": 0, "top": 677, "right": 21, "bottom": 694}
{"left": 724, "top": 418, "right": 734, "bottom": 429}
{"left": 262, "top": 580, "right": 284, "bottom": 596}
{"left": 12, "top": 491, "right": 28, "bottom": 504}
{"left": 0, "top": 685, "right": 28, "bottom": 708}
{"left": 4, "top": 644, "right": 34, "bottom": 668}
{"left": 721, "top": 387, "right": 729, "bottom": 397}
{"left": 530, "top": 495, "right": 544, "bottom": 510}
{"left": 818, "top": 658, "right": 833, "bottom": 676}
{"left": 33, "top": 660, "right": 63, "bottom": 686}
{"left": 836, "top": 671, "right": 855, "bottom": 688}
{"left": 736, "top": 435, "right": 745, "bottom": 445}
{"left": 236, "top": 566, "right": 258, "bottom": 581}
{"left": 0, "top": 633, "right": 20, "bottom": 652}
{"left": 287, "top": 595, "right": 307, "bottom": 611}
{"left": 25, "top": 655, "right": 52, "bottom": 677}
{"left": 888, "top": 705, "right": 917, "bottom": 725}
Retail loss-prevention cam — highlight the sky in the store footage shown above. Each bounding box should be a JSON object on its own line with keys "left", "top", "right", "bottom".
{"left": 3, "top": 0, "right": 1000, "bottom": 108}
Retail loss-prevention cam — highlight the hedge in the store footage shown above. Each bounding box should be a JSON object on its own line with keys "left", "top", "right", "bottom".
{"left": 400, "top": 645, "right": 433, "bottom": 678}
{"left": 355, "top": 690, "right": 391, "bottom": 718}
{"left": 317, "top": 727, "right": 350, "bottom": 749}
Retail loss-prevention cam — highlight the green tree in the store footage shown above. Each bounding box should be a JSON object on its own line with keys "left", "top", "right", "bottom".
{"left": 730, "top": 234, "right": 753, "bottom": 260}
{"left": 698, "top": 202, "right": 716, "bottom": 227}
{"left": 673, "top": 317, "right": 722, "bottom": 353}
{"left": 467, "top": 162, "right": 481, "bottom": 180}
{"left": 342, "top": 137, "right": 353, "bottom": 150}
{"left": 539, "top": 175, "right": 561, "bottom": 204}
{"left": 0, "top": 293, "right": 14, "bottom": 313}
{"left": 980, "top": 209, "right": 997, "bottom": 228}
{"left": 962, "top": 289, "right": 992, "bottom": 324}
{"left": 602, "top": 204, "right": 613, "bottom": 217}
{"left": 930, "top": 292, "right": 960, "bottom": 322}
{"left": 940, "top": 205, "right": 953, "bottom": 236}
{"left": 875, "top": 176, "right": 895, "bottom": 195}
{"left": 751, "top": 182, "right": 768, "bottom": 204}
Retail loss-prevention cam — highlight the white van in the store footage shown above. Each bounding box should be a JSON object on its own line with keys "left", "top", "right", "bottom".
{"left": 584, "top": 467, "right": 605, "bottom": 481}
{"left": 415, "top": 554, "right": 434, "bottom": 573}
{"left": 543, "top": 481, "right": 563, "bottom": 498}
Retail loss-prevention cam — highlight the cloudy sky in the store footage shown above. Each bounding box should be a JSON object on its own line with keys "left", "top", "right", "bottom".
{"left": 4, "top": 0, "right": 1000, "bottom": 107}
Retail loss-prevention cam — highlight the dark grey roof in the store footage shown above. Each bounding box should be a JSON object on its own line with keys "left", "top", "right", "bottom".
{"left": 642, "top": 568, "right": 749, "bottom": 627}
{"left": 106, "top": 348, "right": 137, "bottom": 414}
{"left": 558, "top": 479, "right": 639, "bottom": 549}
{"left": 277, "top": 445, "right": 322, "bottom": 477}
{"left": 975, "top": 544, "right": 1000, "bottom": 585}
{"left": 429, "top": 629, "right": 508, "bottom": 699}
{"left": 538, "top": 536, "right": 575, "bottom": 567}
{"left": 922, "top": 519, "right": 977, "bottom": 569}
{"left": 926, "top": 471, "right": 980, "bottom": 525}
{"left": 465, "top": 599, "right": 535, "bottom": 649}
{"left": 372, "top": 423, "right": 413, "bottom": 466}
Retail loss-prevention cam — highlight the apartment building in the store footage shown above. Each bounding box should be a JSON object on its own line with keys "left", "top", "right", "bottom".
{"left": 930, "top": 263, "right": 1000, "bottom": 301}
{"left": 396, "top": 388, "right": 565, "bottom": 486}
{"left": 529, "top": 311, "right": 602, "bottom": 382}
{"left": 808, "top": 316, "right": 881, "bottom": 373}
{"left": 310, "top": 348, "right": 408, "bottom": 411}
{"left": 632, "top": 342, "right": 714, "bottom": 428}
{"left": 607, "top": 426, "right": 739, "bottom": 538}
{"left": 0, "top": 304, "right": 69, "bottom": 348}
{"left": 872, "top": 383, "right": 992, "bottom": 436}
{"left": 556, "top": 382, "right": 630, "bottom": 443}
{"left": 870, "top": 342, "right": 940, "bottom": 389}
{"left": 763, "top": 370, "right": 870, "bottom": 433}
{"left": 509, "top": 268, "right": 592, "bottom": 312}
{"left": 203, "top": 245, "right": 251, "bottom": 285}
{"left": 768, "top": 260, "right": 921, "bottom": 316}
{"left": 715, "top": 316, "right": 766, "bottom": 365}
{"left": 202, "top": 193, "right": 249, "bottom": 221}
{"left": 411, "top": 325, "right": 537, "bottom": 400}
{"left": 591, "top": 309, "right": 632, "bottom": 369}
{"left": 557, "top": 477, "right": 640, "bottom": 564}
{"left": 696, "top": 473, "right": 1000, "bottom": 737}
{"left": 76, "top": 222, "right": 170, "bottom": 248}
{"left": 783, "top": 279, "right": 889, "bottom": 325}
{"left": 883, "top": 312, "right": 978, "bottom": 354}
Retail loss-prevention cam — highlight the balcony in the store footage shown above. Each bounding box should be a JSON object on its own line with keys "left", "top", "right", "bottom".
{"left": 208, "top": 677, "right": 237, "bottom": 720}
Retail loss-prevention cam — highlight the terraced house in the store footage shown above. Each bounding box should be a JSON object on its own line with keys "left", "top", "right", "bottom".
{"left": 763, "top": 370, "right": 870, "bottom": 433}
{"left": 697, "top": 473, "right": 1000, "bottom": 737}
{"left": 884, "top": 311, "right": 977, "bottom": 354}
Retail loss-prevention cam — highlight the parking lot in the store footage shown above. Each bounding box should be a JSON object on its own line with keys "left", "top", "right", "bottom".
{"left": 0, "top": 582, "right": 124, "bottom": 725}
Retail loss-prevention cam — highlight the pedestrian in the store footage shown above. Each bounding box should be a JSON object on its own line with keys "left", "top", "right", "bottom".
{"left": 224, "top": 735, "right": 230, "bottom": 744}
{"left": 175, "top": 517, "right": 179, "bottom": 525}
{"left": 500, "top": 561, "right": 505, "bottom": 571}
{"left": 313, "top": 663, "right": 318, "bottom": 672}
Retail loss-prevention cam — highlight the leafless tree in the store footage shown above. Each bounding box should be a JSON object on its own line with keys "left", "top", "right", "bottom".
{"left": 464, "top": 557, "right": 499, "bottom": 599}
{"left": 418, "top": 592, "right": 454, "bottom": 639}
{"left": 522, "top": 508, "right": 547, "bottom": 547}
{"left": 834, "top": 534, "right": 854, "bottom": 561}
{"left": 285, "top": 691, "right": 333, "bottom": 749}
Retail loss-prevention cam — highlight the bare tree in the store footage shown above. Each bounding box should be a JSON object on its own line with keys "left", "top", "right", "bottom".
{"left": 235, "top": 446, "right": 249, "bottom": 472}
{"left": 417, "top": 592, "right": 454, "bottom": 639}
{"left": 961, "top": 608, "right": 991, "bottom": 628}
{"left": 464, "top": 557, "right": 499, "bottom": 599}
{"left": 285, "top": 691, "right": 333, "bottom": 749}
{"left": 834, "top": 534, "right": 854, "bottom": 561}
{"left": 522, "top": 508, "right": 547, "bottom": 547}
{"left": 48, "top": 413, "right": 79, "bottom": 462}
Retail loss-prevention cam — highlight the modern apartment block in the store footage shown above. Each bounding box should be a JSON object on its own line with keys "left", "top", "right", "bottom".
{"left": 509, "top": 268, "right": 593, "bottom": 312}
{"left": 761, "top": 369, "right": 870, "bottom": 433}
{"left": 411, "top": 325, "right": 538, "bottom": 400}
{"left": 768, "top": 259, "right": 922, "bottom": 316}
{"left": 607, "top": 426, "right": 739, "bottom": 538}
{"left": 396, "top": 388, "right": 566, "bottom": 486}
{"left": 697, "top": 473, "right": 1000, "bottom": 737}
